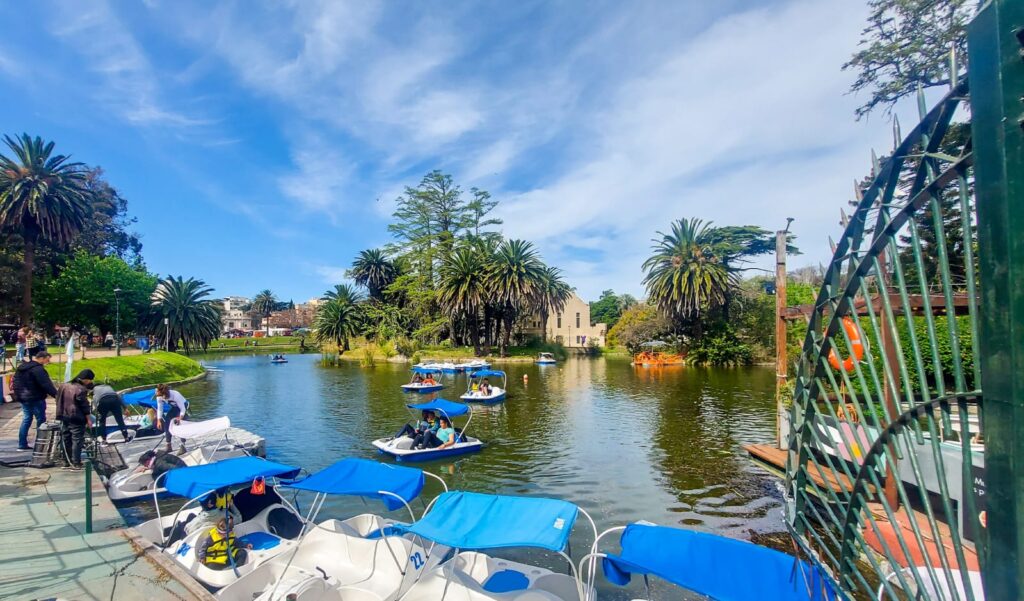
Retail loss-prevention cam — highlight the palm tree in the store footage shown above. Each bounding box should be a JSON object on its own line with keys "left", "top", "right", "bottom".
{"left": 438, "top": 245, "right": 488, "bottom": 355}
{"left": 251, "top": 289, "right": 277, "bottom": 334}
{"left": 533, "top": 265, "right": 572, "bottom": 343}
{"left": 487, "top": 239, "right": 544, "bottom": 356}
{"left": 145, "top": 276, "right": 222, "bottom": 353}
{"left": 642, "top": 218, "right": 733, "bottom": 324}
{"left": 0, "top": 134, "right": 94, "bottom": 324}
{"left": 313, "top": 297, "right": 363, "bottom": 353}
{"left": 350, "top": 248, "right": 397, "bottom": 300}
{"left": 322, "top": 283, "right": 364, "bottom": 304}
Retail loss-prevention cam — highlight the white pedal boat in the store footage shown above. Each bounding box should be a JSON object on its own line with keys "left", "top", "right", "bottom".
{"left": 102, "top": 387, "right": 186, "bottom": 443}
{"left": 536, "top": 353, "right": 557, "bottom": 365}
{"left": 373, "top": 399, "right": 483, "bottom": 462}
{"left": 394, "top": 491, "right": 596, "bottom": 601}
{"left": 136, "top": 456, "right": 305, "bottom": 590}
{"left": 106, "top": 417, "right": 245, "bottom": 502}
{"left": 402, "top": 367, "right": 445, "bottom": 393}
{"left": 580, "top": 522, "right": 839, "bottom": 601}
{"left": 219, "top": 458, "right": 452, "bottom": 601}
{"left": 460, "top": 370, "right": 508, "bottom": 404}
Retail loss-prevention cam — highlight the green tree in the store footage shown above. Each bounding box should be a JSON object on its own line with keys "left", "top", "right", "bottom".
{"left": 844, "top": 0, "right": 976, "bottom": 119}
{"left": 606, "top": 303, "right": 671, "bottom": 353}
{"left": 35, "top": 252, "right": 156, "bottom": 334}
{"left": 0, "top": 134, "right": 94, "bottom": 324}
{"left": 438, "top": 245, "right": 489, "bottom": 355}
{"left": 349, "top": 248, "right": 397, "bottom": 301}
{"left": 143, "top": 276, "right": 222, "bottom": 353}
{"left": 251, "top": 289, "right": 277, "bottom": 334}
{"left": 464, "top": 188, "right": 502, "bottom": 242}
{"left": 533, "top": 265, "right": 572, "bottom": 343}
{"left": 642, "top": 218, "right": 733, "bottom": 324}
{"left": 323, "top": 283, "right": 363, "bottom": 304}
{"left": 487, "top": 239, "right": 544, "bottom": 356}
{"left": 314, "top": 296, "right": 363, "bottom": 353}
{"left": 590, "top": 289, "right": 627, "bottom": 329}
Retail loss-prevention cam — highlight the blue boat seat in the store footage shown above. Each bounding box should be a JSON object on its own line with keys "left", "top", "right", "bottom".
{"left": 238, "top": 531, "right": 281, "bottom": 551}
{"left": 482, "top": 569, "right": 530, "bottom": 593}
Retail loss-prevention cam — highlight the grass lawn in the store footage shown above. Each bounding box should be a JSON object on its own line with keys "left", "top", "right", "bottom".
{"left": 45, "top": 351, "right": 204, "bottom": 389}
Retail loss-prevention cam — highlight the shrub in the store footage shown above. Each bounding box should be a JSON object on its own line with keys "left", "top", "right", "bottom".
{"left": 360, "top": 346, "right": 377, "bottom": 368}
{"left": 378, "top": 339, "right": 397, "bottom": 359}
{"left": 687, "top": 326, "right": 754, "bottom": 366}
{"left": 395, "top": 336, "right": 420, "bottom": 358}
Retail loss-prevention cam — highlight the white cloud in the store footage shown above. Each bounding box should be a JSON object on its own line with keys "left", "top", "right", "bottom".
{"left": 276, "top": 133, "right": 355, "bottom": 216}
{"left": 47, "top": 0, "right": 203, "bottom": 127}
{"left": 314, "top": 265, "right": 350, "bottom": 284}
{"left": 493, "top": 0, "right": 886, "bottom": 298}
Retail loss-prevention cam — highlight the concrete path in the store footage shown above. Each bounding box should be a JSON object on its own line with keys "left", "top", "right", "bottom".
{"left": 0, "top": 400, "right": 212, "bottom": 600}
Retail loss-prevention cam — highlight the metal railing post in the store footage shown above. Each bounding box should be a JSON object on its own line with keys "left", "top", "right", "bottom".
{"left": 85, "top": 459, "right": 93, "bottom": 534}
{"left": 969, "top": 1, "right": 1024, "bottom": 597}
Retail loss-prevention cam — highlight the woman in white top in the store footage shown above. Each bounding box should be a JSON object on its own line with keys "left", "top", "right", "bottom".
{"left": 155, "top": 383, "right": 188, "bottom": 451}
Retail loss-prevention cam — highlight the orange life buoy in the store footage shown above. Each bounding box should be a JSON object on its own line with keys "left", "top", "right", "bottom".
{"left": 828, "top": 316, "right": 865, "bottom": 372}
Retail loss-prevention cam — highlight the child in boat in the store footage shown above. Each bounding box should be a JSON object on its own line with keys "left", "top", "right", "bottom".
{"left": 423, "top": 375, "right": 437, "bottom": 385}
{"left": 479, "top": 378, "right": 491, "bottom": 396}
{"left": 196, "top": 516, "right": 253, "bottom": 569}
{"left": 396, "top": 410, "right": 436, "bottom": 439}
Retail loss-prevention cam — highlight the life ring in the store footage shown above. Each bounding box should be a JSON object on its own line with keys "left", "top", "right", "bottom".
{"left": 828, "top": 316, "right": 865, "bottom": 372}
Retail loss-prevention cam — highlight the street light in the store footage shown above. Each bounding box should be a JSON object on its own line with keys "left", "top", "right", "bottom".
{"left": 113, "top": 288, "right": 122, "bottom": 356}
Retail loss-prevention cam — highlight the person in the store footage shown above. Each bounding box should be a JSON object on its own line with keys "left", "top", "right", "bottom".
{"left": 25, "top": 330, "right": 38, "bottom": 361}
{"left": 155, "top": 383, "right": 188, "bottom": 452}
{"left": 137, "top": 407, "right": 158, "bottom": 436}
{"left": 12, "top": 350, "right": 58, "bottom": 451}
{"left": 412, "top": 412, "right": 441, "bottom": 448}
{"left": 197, "top": 517, "right": 252, "bottom": 570}
{"left": 104, "top": 332, "right": 114, "bottom": 349}
{"left": 56, "top": 369, "right": 94, "bottom": 468}
{"left": 93, "top": 383, "right": 132, "bottom": 444}
{"left": 417, "top": 416, "right": 456, "bottom": 450}
{"left": 480, "top": 378, "right": 491, "bottom": 396}
{"left": 423, "top": 374, "right": 436, "bottom": 386}
{"left": 185, "top": 488, "right": 243, "bottom": 535}
{"left": 396, "top": 410, "right": 435, "bottom": 439}
{"left": 14, "top": 327, "right": 26, "bottom": 364}
{"left": 133, "top": 448, "right": 187, "bottom": 482}
{"left": 470, "top": 380, "right": 480, "bottom": 393}
{"left": 412, "top": 373, "right": 424, "bottom": 384}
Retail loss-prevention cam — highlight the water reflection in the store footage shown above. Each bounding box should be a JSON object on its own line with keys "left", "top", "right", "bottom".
{"left": 143, "top": 353, "right": 783, "bottom": 599}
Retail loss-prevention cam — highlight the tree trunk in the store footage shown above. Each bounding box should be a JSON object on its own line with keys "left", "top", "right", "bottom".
{"left": 20, "top": 234, "right": 36, "bottom": 325}
{"left": 501, "top": 312, "right": 514, "bottom": 357}
{"left": 539, "top": 307, "right": 549, "bottom": 343}
{"left": 471, "top": 313, "right": 481, "bottom": 356}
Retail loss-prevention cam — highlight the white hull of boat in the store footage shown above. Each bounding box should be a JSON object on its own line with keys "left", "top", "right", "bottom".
{"left": 401, "top": 551, "right": 586, "bottom": 601}
{"left": 372, "top": 435, "right": 483, "bottom": 462}
{"left": 106, "top": 445, "right": 249, "bottom": 502}
{"left": 459, "top": 388, "right": 507, "bottom": 404}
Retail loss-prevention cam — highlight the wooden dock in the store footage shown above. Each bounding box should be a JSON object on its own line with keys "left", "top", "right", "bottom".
{"left": 746, "top": 443, "right": 864, "bottom": 496}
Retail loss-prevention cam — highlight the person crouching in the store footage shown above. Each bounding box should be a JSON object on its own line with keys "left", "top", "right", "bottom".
{"left": 197, "top": 516, "right": 252, "bottom": 570}
{"left": 56, "top": 369, "right": 95, "bottom": 469}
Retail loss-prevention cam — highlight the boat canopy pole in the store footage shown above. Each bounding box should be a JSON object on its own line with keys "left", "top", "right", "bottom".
{"left": 422, "top": 471, "right": 449, "bottom": 493}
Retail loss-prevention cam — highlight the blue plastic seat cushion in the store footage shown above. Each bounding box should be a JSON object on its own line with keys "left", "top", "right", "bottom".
{"left": 483, "top": 569, "right": 530, "bottom": 593}
{"left": 238, "top": 531, "right": 281, "bottom": 550}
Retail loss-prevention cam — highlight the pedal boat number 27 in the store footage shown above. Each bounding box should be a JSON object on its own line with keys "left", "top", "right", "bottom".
{"left": 373, "top": 399, "right": 483, "bottom": 462}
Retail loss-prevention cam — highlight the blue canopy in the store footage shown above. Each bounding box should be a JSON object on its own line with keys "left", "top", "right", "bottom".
{"left": 163, "top": 456, "right": 301, "bottom": 499}
{"left": 602, "top": 524, "right": 838, "bottom": 601}
{"left": 123, "top": 388, "right": 157, "bottom": 408}
{"left": 405, "top": 398, "right": 470, "bottom": 418}
{"left": 394, "top": 491, "right": 578, "bottom": 553}
{"left": 286, "top": 458, "right": 425, "bottom": 511}
{"left": 469, "top": 370, "right": 505, "bottom": 379}
{"left": 411, "top": 366, "right": 443, "bottom": 374}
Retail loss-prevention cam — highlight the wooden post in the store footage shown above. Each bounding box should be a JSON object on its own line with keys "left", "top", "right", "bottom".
{"left": 878, "top": 250, "right": 901, "bottom": 509}
{"left": 776, "top": 230, "right": 788, "bottom": 448}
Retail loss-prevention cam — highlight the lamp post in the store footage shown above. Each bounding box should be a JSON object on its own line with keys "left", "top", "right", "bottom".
{"left": 113, "top": 288, "right": 122, "bottom": 357}
{"left": 164, "top": 317, "right": 170, "bottom": 352}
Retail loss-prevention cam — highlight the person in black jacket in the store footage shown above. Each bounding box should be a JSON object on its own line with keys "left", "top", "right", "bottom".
{"left": 56, "top": 369, "right": 94, "bottom": 468}
{"left": 12, "top": 351, "right": 58, "bottom": 450}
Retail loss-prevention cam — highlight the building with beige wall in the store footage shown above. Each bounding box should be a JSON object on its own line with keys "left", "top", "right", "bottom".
{"left": 522, "top": 292, "right": 606, "bottom": 348}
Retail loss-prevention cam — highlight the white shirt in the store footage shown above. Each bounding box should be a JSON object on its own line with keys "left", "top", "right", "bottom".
{"left": 157, "top": 389, "right": 188, "bottom": 416}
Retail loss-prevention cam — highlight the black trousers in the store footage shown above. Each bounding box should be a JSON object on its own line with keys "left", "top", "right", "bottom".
{"left": 162, "top": 406, "right": 182, "bottom": 445}
{"left": 96, "top": 398, "right": 128, "bottom": 440}
{"left": 60, "top": 419, "right": 87, "bottom": 465}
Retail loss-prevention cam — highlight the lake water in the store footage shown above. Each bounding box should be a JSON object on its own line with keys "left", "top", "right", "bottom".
{"left": 148, "top": 353, "right": 785, "bottom": 599}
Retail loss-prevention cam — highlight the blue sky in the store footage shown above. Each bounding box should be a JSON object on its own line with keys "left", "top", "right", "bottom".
{"left": 0, "top": 0, "right": 907, "bottom": 302}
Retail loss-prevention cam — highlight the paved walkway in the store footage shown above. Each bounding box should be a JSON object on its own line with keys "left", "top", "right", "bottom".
{"left": 0, "top": 401, "right": 212, "bottom": 600}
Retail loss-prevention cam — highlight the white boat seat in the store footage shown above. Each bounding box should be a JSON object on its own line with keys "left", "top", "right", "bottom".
{"left": 483, "top": 569, "right": 531, "bottom": 593}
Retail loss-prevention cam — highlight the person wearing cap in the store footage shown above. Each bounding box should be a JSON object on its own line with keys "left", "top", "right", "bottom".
{"left": 11, "top": 350, "right": 58, "bottom": 451}
{"left": 56, "top": 369, "right": 94, "bottom": 468}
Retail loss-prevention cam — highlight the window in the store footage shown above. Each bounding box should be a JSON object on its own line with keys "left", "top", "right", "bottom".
{"left": 576, "top": 312, "right": 580, "bottom": 328}
{"left": 557, "top": 313, "right": 562, "bottom": 329}
{"left": 576, "top": 335, "right": 581, "bottom": 344}
{"left": 229, "top": 322, "right": 235, "bottom": 328}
